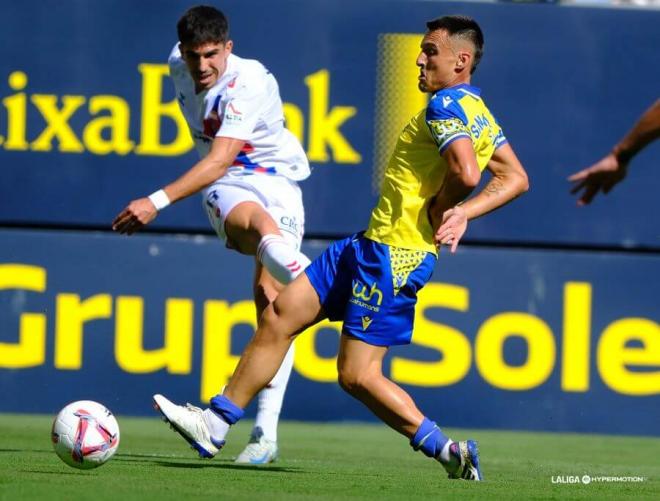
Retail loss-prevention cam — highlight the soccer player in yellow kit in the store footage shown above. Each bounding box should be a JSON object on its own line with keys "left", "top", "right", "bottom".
{"left": 154, "top": 15, "right": 529, "bottom": 480}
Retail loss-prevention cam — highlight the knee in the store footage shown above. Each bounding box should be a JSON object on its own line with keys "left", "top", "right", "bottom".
{"left": 337, "top": 365, "right": 370, "bottom": 396}
{"left": 258, "top": 303, "right": 294, "bottom": 345}
{"left": 225, "top": 229, "right": 260, "bottom": 255}
{"left": 259, "top": 304, "right": 280, "bottom": 334}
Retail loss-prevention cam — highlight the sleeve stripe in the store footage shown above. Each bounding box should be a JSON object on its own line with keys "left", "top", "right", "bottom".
{"left": 438, "top": 133, "right": 471, "bottom": 153}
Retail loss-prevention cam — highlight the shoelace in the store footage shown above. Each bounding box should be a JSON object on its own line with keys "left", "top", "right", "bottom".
{"left": 242, "top": 440, "right": 274, "bottom": 459}
{"left": 185, "top": 403, "right": 203, "bottom": 413}
{"left": 180, "top": 403, "right": 210, "bottom": 452}
{"left": 461, "top": 465, "right": 476, "bottom": 480}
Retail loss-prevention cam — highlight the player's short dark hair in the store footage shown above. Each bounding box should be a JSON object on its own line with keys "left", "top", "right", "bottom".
{"left": 426, "top": 15, "right": 484, "bottom": 74}
{"left": 177, "top": 5, "right": 229, "bottom": 46}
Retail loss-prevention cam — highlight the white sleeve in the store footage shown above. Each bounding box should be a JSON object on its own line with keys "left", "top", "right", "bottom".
{"left": 168, "top": 60, "right": 195, "bottom": 138}
{"left": 216, "top": 80, "right": 264, "bottom": 140}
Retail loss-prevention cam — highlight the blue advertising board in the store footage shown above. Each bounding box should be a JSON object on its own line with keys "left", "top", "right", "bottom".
{"left": 1, "top": 229, "right": 658, "bottom": 435}
{"left": 0, "top": 0, "right": 659, "bottom": 247}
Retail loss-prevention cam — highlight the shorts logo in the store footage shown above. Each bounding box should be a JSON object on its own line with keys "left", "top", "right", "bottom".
{"left": 361, "top": 316, "right": 373, "bottom": 330}
{"left": 280, "top": 215, "right": 299, "bottom": 234}
{"left": 205, "top": 190, "right": 219, "bottom": 209}
{"left": 350, "top": 281, "right": 383, "bottom": 313}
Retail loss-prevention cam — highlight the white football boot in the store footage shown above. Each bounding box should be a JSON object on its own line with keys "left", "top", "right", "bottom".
{"left": 447, "top": 440, "right": 483, "bottom": 481}
{"left": 153, "top": 394, "right": 224, "bottom": 458}
{"left": 234, "top": 426, "right": 278, "bottom": 464}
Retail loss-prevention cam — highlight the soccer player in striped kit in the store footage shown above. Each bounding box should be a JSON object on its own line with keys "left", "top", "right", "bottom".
{"left": 113, "top": 5, "right": 311, "bottom": 464}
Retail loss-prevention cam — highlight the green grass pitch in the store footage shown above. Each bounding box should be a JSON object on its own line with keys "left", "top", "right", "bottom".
{"left": 0, "top": 413, "right": 658, "bottom": 500}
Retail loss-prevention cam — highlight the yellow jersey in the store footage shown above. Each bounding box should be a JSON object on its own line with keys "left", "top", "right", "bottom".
{"left": 365, "top": 83, "right": 507, "bottom": 254}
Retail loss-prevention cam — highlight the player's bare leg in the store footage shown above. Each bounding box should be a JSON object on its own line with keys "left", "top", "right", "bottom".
{"left": 154, "top": 208, "right": 314, "bottom": 457}
{"left": 223, "top": 201, "right": 279, "bottom": 255}
{"left": 336, "top": 336, "right": 482, "bottom": 480}
{"left": 232, "top": 262, "right": 293, "bottom": 463}
{"left": 224, "top": 274, "right": 325, "bottom": 407}
{"left": 169, "top": 275, "right": 324, "bottom": 457}
{"left": 253, "top": 260, "right": 283, "bottom": 314}
{"left": 336, "top": 336, "right": 424, "bottom": 437}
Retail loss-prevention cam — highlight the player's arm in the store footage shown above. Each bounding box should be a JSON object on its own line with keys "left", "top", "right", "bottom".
{"left": 428, "top": 137, "right": 481, "bottom": 252}
{"left": 112, "top": 136, "right": 244, "bottom": 235}
{"left": 568, "top": 99, "right": 660, "bottom": 205}
{"left": 435, "top": 143, "right": 529, "bottom": 250}
{"left": 460, "top": 143, "right": 528, "bottom": 219}
{"left": 425, "top": 96, "right": 485, "bottom": 251}
{"left": 160, "top": 136, "right": 244, "bottom": 202}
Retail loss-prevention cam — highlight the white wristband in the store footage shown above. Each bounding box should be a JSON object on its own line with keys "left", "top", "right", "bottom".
{"left": 148, "top": 189, "right": 170, "bottom": 211}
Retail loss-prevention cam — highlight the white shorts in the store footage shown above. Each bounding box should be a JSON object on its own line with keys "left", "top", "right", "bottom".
{"left": 202, "top": 172, "right": 305, "bottom": 251}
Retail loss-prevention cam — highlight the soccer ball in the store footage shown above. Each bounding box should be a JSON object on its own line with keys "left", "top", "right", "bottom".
{"left": 51, "top": 400, "right": 120, "bottom": 469}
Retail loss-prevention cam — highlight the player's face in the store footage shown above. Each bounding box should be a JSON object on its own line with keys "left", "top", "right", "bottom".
{"left": 416, "top": 30, "right": 465, "bottom": 93}
{"left": 180, "top": 40, "right": 233, "bottom": 92}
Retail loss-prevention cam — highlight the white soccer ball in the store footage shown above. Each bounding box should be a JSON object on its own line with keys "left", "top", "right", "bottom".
{"left": 51, "top": 400, "right": 120, "bottom": 469}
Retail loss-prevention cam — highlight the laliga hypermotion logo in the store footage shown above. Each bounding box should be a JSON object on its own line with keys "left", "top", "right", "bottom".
{"left": 225, "top": 101, "right": 244, "bottom": 123}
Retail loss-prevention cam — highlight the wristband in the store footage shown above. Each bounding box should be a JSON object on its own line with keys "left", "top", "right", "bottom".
{"left": 148, "top": 189, "right": 170, "bottom": 211}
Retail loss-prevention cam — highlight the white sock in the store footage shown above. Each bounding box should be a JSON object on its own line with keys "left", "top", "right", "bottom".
{"left": 253, "top": 343, "right": 295, "bottom": 442}
{"left": 440, "top": 439, "right": 455, "bottom": 464}
{"left": 202, "top": 408, "right": 231, "bottom": 440}
{"left": 257, "top": 234, "right": 311, "bottom": 285}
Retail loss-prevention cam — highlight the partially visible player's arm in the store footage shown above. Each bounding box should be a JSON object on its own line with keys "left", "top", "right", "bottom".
{"left": 112, "top": 136, "right": 244, "bottom": 235}
{"left": 435, "top": 143, "right": 528, "bottom": 251}
{"left": 568, "top": 99, "right": 660, "bottom": 205}
{"left": 611, "top": 99, "right": 660, "bottom": 164}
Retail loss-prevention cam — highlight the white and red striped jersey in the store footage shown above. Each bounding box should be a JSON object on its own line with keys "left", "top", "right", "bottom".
{"left": 169, "top": 46, "right": 310, "bottom": 181}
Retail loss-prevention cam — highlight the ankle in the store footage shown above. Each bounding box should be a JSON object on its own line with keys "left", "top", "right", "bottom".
{"left": 440, "top": 442, "right": 461, "bottom": 474}
{"left": 202, "top": 408, "right": 230, "bottom": 440}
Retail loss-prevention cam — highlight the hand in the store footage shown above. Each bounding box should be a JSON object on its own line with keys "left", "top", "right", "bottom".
{"left": 435, "top": 205, "right": 468, "bottom": 253}
{"left": 568, "top": 153, "right": 628, "bottom": 206}
{"left": 112, "top": 197, "right": 158, "bottom": 235}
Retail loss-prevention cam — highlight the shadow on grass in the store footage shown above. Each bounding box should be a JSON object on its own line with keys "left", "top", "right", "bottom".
{"left": 113, "top": 453, "right": 304, "bottom": 473}
{"left": 0, "top": 448, "right": 51, "bottom": 454}
{"left": 19, "top": 469, "right": 85, "bottom": 476}
{"left": 151, "top": 460, "right": 304, "bottom": 473}
{"left": 114, "top": 452, "right": 192, "bottom": 460}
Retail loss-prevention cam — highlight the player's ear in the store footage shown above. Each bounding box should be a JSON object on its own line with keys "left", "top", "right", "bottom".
{"left": 456, "top": 51, "right": 471, "bottom": 71}
{"left": 224, "top": 40, "right": 234, "bottom": 54}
